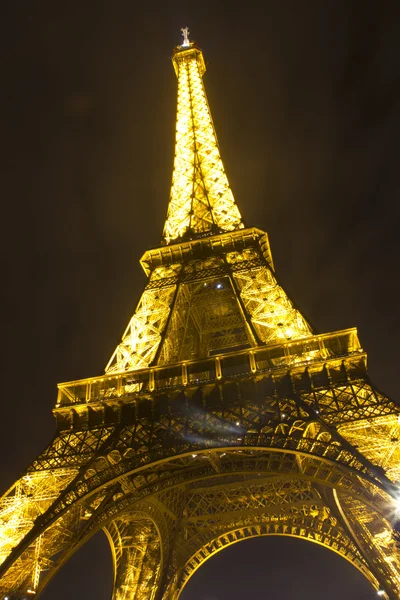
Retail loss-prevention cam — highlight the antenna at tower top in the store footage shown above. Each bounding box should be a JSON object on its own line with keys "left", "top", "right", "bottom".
{"left": 181, "top": 26, "right": 190, "bottom": 47}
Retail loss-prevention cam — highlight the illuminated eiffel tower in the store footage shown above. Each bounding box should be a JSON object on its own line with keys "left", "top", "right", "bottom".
{"left": 1, "top": 29, "right": 400, "bottom": 600}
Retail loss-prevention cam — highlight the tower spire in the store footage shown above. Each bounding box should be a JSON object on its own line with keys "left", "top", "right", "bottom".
{"left": 162, "top": 32, "right": 244, "bottom": 245}
{"left": 180, "top": 26, "right": 190, "bottom": 47}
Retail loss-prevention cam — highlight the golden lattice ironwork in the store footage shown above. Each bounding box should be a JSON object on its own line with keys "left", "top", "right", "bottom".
{"left": 163, "top": 42, "right": 244, "bottom": 244}
{"left": 1, "top": 31, "right": 400, "bottom": 600}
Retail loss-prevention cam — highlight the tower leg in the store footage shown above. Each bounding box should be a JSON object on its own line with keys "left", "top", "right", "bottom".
{"left": 105, "top": 515, "right": 163, "bottom": 600}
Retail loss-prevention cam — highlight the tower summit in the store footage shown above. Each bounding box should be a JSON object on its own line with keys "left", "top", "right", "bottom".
{"left": 163, "top": 28, "right": 244, "bottom": 244}
{"left": 1, "top": 32, "right": 400, "bottom": 600}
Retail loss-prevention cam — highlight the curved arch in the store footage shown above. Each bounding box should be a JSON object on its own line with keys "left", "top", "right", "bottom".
{"left": 3, "top": 399, "right": 395, "bottom": 586}
{"left": 81, "top": 446, "right": 393, "bottom": 539}
{"left": 27, "top": 410, "right": 394, "bottom": 535}
{"left": 51, "top": 440, "right": 392, "bottom": 524}
{"left": 34, "top": 445, "right": 395, "bottom": 592}
{"left": 35, "top": 453, "right": 391, "bottom": 594}
{"left": 176, "top": 525, "right": 379, "bottom": 599}
{"left": 0, "top": 446, "right": 396, "bottom": 595}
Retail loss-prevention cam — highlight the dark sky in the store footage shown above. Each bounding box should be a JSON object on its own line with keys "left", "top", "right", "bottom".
{"left": 1, "top": 1, "right": 400, "bottom": 598}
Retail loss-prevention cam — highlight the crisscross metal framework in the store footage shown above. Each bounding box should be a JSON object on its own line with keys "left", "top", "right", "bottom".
{"left": 0, "top": 37, "right": 399, "bottom": 600}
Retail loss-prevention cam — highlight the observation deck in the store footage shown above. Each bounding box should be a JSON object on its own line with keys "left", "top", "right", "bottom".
{"left": 55, "top": 328, "right": 365, "bottom": 430}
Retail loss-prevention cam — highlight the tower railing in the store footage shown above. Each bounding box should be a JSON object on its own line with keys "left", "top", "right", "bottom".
{"left": 56, "top": 328, "right": 363, "bottom": 409}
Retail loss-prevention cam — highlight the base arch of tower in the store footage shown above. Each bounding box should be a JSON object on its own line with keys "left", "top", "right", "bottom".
{"left": 154, "top": 465, "right": 397, "bottom": 599}
{"left": 31, "top": 464, "right": 386, "bottom": 600}
{"left": 1, "top": 443, "right": 399, "bottom": 598}
{"left": 173, "top": 527, "right": 378, "bottom": 599}
{"left": 24, "top": 413, "right": 396, "bottom": 535}
{"left": 46, "top": 455, "right": 400, "bottom": 598}
{"left": 0, "top": 444, "right": 396, "bottom": 592}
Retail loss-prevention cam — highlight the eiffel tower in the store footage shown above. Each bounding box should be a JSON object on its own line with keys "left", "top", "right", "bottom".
{"left": 1, "top": 29, "right": 400, "bottom": 600}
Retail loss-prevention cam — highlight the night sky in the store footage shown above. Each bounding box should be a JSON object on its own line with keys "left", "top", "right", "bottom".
{"left": 1, "top": 1, "right": 400, "bottom": 598}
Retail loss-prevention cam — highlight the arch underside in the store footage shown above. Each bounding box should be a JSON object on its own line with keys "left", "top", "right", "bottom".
{"left": 2, "top": 450, "right": 399, "bottom": 599}
{"left": 89, "top": 468, "right": 396, "bottom": 599}
{"left": 176, "top": 525, "right": 369, "bottom": 598}
{"left": 1, "top": 383, "right": 400, "bottom": 598}
{"left": 167, "top": 474, "right": 379, "bottom": 599}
